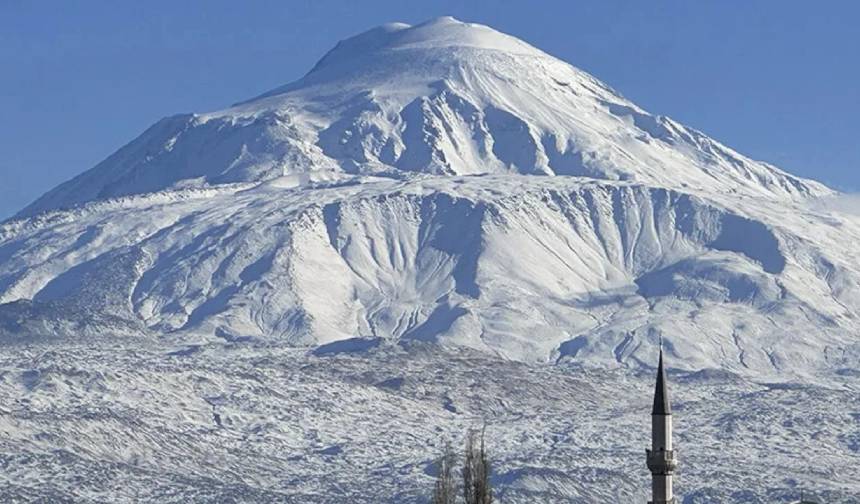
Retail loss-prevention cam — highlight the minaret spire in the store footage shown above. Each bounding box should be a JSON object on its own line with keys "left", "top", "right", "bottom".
{"left": 646, "top": 343, "right": 677, "bottom": 504}
{"left": 652, "top": 344, "right": 671, "bottom": 415}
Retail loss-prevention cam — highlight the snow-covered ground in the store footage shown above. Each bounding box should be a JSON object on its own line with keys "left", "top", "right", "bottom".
{"left": 0, "top": 16, "right": 858, "bottom": 502}
{"left": 0, "top": 342, "right": 857, "bottom": 502}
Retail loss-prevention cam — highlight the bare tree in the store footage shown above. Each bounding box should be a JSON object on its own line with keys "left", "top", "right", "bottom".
{"left": 462, "top": 427, "right": 493, "bottom": 504}
{"left": 432, "top": 440, "right": 458, "bottom": 504}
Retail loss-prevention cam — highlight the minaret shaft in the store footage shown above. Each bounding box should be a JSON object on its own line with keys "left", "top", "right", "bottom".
{"left": 652, "top": 414, "right": 672, "bottom": 451}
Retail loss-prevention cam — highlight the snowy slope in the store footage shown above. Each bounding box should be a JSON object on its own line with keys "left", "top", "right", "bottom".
{"left": 3, "top": 174, "right": 860, "bottom": 381}
{"left": 1, "top": 17, "right": 857, "bottom": 381}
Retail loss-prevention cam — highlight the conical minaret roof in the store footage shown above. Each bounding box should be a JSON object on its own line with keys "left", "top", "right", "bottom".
{"left": 652, "top": 346, "right": 672, "bottom": 415}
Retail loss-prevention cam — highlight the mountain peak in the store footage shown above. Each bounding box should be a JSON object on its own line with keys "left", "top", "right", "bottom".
{"left": 14, "top": 18, "right": 828, "bottom": 219}
{"left": 304, "top": 16, "right": 544, "bottom": 80}
{"left": 382, "top": 16, "right": 540, "bottom": 53}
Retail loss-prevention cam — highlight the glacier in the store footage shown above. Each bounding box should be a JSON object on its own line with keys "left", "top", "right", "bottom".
{"left": 0, "top": 16, "right": 858, "bottom": 502}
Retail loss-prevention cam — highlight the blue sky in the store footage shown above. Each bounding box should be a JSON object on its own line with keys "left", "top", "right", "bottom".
{"left": 1, "top": 0, "right": 857, "bottom": 218}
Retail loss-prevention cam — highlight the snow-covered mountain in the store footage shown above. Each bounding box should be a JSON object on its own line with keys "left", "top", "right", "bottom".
{"left": 2, "top": 16, "right": 858, "bottom": 380}
{"left": 2, "top": 17, "right": 860, "bottom": 503}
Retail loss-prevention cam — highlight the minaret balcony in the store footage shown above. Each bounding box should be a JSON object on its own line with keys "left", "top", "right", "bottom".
{"left": 646, "top": 448, "right": 677, "bottom": 474}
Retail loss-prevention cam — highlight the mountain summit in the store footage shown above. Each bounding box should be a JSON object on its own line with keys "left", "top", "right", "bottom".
{"left": 19, "top": 17, "right": 825, "bottom": 218}
{"left": 1, "top": 18, "right": 857, "bottom": 379}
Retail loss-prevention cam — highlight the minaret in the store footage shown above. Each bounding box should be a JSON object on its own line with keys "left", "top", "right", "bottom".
{"left": 646, "top": 342, "right": 677, "bottom": 504}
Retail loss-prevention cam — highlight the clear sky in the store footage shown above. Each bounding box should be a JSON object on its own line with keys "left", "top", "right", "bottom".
{"left": 1, "top": 0, "right": 857, "bottom": 219}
